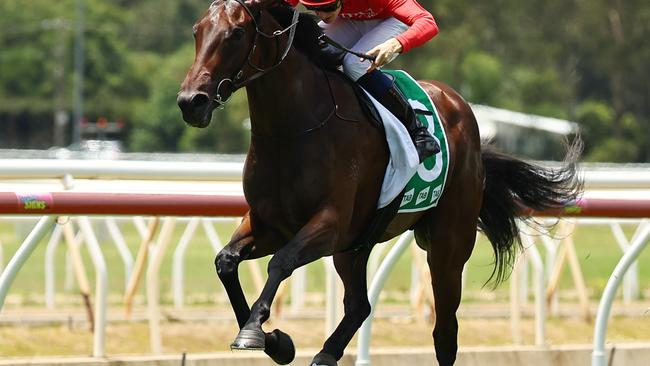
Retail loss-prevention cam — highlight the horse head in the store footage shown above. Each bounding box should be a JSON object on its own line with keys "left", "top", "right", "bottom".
{"left": 177, "top": 0, "right": 296, "bottom": 128}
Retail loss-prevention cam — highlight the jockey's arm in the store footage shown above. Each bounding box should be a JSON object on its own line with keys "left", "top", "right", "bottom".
{"left": 387, "top": 0, "right": 439, "bottom": 53}
{"left": 365, "top": 0, "right": 438, "bottom": 71}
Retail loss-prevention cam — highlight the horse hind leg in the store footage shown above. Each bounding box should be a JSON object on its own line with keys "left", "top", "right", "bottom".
{"left": 416, "top": 194, "right": 480, "bottom": 365}
{"left": 310, "top": 248, "right": 373, "bottom": 366}
{"left": 417, "top": 224, "right": 476, "bottom": 365}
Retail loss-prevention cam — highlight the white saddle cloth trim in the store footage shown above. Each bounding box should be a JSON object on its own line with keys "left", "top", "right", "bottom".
{"left": 362, "top": 90, "right": 420, "bottom": 209}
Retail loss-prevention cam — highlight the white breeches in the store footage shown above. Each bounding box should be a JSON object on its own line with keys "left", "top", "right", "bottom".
{"left": 320, "top": 17, "right": 408, "bottom": 81}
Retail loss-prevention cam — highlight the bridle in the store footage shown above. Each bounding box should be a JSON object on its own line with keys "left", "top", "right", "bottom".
{"left": 213, "top": 0, "right": 299, "bottom": 108}
{"left": 201, "top": 0, "right": 337, "bottom": 140}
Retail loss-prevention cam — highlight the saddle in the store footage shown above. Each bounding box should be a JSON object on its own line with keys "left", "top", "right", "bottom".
{"left": 323, "top": 69, "right": 384, "bottom": 132}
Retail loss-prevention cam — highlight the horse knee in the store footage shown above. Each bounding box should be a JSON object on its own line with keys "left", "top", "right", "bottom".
{"left": 267, "top": 256, "right": 294, "bottom": 280}
{"left": 343, "top": 296, "right": 371, "bottom": 325}
{"left": 358, "top": 300, "right": 371, "bottom": 320}
{"left": 352, "top": 298, "right": 371, "bottom": 321}
{"left": 215, "top": 248, "right": 239, "bottom": 278}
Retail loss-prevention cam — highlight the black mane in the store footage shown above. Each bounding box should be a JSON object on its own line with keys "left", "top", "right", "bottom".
{"left": 265, "top": 2, "right": 341, "bottom": 70}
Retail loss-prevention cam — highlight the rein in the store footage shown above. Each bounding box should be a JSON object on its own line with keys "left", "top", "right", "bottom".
{"left": 214, "top": 0, "right": 300, "bottom": 107}
{"left": 318, "top": 34, "right": 376, "bottom": 62}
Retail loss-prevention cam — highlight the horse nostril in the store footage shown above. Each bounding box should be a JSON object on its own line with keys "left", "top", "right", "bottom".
{"left": 190, "top": 93, "right": 210, "bottom": 109}
{"left": 177, "top": 92, "right": 210, "bottom": 112}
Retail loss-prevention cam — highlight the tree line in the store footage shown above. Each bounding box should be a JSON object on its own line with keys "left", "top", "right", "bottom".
{"left": 0, "top": 0, "right": 648, "bottom": 162}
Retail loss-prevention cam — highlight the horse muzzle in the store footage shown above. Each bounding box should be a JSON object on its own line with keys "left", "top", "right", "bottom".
{"left": 177, "top": 90, "right": 214, "bottom": 128}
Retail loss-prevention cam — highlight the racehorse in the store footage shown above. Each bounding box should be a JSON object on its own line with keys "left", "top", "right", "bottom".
{"left": 177, "top": 0, "right": 582, "bottom": 365}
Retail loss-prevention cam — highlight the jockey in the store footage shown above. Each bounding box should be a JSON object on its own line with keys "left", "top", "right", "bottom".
{"left": 287, "top": 0, "right": 440, "bottom": 162}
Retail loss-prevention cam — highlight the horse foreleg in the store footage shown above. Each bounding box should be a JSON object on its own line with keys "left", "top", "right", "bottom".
{"left": 231, "top": 208, "right": 340, "bottom": 355}
{"left": 216, "top": 214, "right": 294, "bottom": 364}
{"left": 311, "top": 248, "right": 372, "bottom": 366}
{"left": 216, "top": 214, "right": 259, "bottom": 327}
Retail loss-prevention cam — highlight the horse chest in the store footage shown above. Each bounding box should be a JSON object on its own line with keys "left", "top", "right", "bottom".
{"left": 244, "top": 173, "right": 326, "bottom": 231}
{"left": 243, "top": 139, "right": 342, "bottom": 231}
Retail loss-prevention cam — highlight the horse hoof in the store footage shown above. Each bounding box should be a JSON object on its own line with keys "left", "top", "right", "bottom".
{"left": 264, "top": 329, "right": 295, "bottom": 365}
{"left": 230, "top": 328, "right": 265, "bottom": 351}
{"left": 309, "top": 352, "right": 337, "bottom": 366}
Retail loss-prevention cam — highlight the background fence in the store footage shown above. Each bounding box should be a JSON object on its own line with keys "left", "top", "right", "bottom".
{"left": 0, "top": 159, "right": 649, "bottom": 365}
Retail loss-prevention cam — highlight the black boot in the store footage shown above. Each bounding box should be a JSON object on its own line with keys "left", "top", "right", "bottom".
{"left": 379, "top": 84, "right": 440, "bottom": 163}
{"left": 357, "top": 70, "right": 440, "bottom": 163}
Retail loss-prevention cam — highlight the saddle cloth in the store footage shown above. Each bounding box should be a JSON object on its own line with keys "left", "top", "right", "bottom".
{"left": 364, "top": 70, "right": 450, "bottom": 213}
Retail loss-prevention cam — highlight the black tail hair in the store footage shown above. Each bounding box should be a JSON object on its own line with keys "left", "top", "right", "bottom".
{"left": 478, "top": 138, "right": 583, "bottom": 285}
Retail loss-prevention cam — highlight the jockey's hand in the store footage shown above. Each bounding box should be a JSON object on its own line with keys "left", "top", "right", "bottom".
{"left": 364, "top": 38, "right": 403, "bottom": 72}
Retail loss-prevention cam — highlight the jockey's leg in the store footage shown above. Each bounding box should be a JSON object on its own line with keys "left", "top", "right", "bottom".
{"left": 316, "top": 16, "right": 364, "bottom": 67}
{"left": 332, "top": 17, "right": 439, "bottom": 163}
{"left": 335, "top": 18, "right": 405, "bottom": 78}
{"left": 358, "top": 70, "right": 440, "bottom": 162}
{"left": 318, "top": 16, "right": 365, "bottom": 49}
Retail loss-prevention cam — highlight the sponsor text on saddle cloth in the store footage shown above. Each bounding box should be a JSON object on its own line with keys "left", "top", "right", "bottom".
{"left": 368, "top": 70, "right": 450, "bottom": 213}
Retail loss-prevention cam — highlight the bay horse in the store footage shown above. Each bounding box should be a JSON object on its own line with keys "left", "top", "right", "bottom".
{"left": 177, "top": 0, "right": 582, "bottom": 365}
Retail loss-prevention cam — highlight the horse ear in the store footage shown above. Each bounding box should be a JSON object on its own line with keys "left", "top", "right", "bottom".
{"left": 245, "top": 0, "right": 263, "bottom": 12}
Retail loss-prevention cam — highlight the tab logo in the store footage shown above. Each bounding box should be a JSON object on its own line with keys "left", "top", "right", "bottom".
{"left": 401, "top": 188, "right": 415, "bottom": 207}
{"left": 416, "top": 187, "right": 430, "bottom": 205}
{"left": 430, "top": 185, "right": 442, "bottom": 203}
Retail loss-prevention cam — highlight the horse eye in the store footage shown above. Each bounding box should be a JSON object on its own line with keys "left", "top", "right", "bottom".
{"left": 231, "top": 27, "right": 244, "bottom": 40}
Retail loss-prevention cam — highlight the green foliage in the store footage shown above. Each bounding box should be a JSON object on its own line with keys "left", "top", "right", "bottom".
{"left": 129, "top": 47, "right": 192, "bottom": 152}
{"left": 577, "top": 100, "right": 644, "bottom": 162}
{"left": 509, "top": 67, "right": 571, "bottom": 119}
{"left": 128, "top": 44, "right": 249, "bottom": 153}
{"left": 124, "top": 0, "right": 207, "bottom": 53}
{"left": 460, "top": 51, "right": 502, "bottom": 105}
{"left": 586, "top": 137, "right": 639, "bottom": 163}
{"left": 576, "top": 100, "right": 614, "bottom": 152}
{"left": 0, "top": 0, "right": 648, "bottom": 160}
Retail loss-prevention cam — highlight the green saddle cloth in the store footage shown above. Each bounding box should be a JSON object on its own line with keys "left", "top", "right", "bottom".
{"left": 383, "top": 70, "right": 450, "bottom": 213}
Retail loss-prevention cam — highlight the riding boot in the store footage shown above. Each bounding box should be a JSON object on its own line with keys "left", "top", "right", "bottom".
{"left": 358, "top": 70, "right": 440, "bottom": 163}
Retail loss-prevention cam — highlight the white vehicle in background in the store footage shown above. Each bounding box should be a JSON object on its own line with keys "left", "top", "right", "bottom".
{"left": 50, "top": 139, "right": 123, "bottom": 160}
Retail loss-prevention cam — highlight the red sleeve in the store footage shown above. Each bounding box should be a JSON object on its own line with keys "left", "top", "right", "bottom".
{"left": 285, "top": 0, "right": 300, "bottom": 7}
{"left": 386, "top": 0, "right": 438, "bottom": 53}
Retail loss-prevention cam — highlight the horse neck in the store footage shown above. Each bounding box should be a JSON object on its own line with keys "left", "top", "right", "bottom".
{"left": 245, "top": 48, "right": 330, "bottom": 138}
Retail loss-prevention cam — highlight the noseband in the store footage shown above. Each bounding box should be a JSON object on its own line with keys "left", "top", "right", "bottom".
{"left": 214, "top": 0, "right": 299, "bottom": 107}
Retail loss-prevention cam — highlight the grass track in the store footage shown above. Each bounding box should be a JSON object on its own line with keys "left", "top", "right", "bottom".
{"left": 2, "top": 315, "right": 650, "bottom": 357}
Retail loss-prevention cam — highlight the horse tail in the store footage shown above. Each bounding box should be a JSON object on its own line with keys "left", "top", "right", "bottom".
{"left": 477, "top": 138, "right": 583, "bottom": 286}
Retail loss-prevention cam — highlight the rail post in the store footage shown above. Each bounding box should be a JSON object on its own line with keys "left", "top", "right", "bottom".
{"left": 0, "top": 216, "right": 57, "bottom": 308}
{"left": 592, "top": 223, "right": 650, "bottom": 366}
{"left": 77, "top": 217, "right": 109, "bottom": 357}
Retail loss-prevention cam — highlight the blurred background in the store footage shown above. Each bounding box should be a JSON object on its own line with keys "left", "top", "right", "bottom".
{"left": 1, "top": 0, "right": 650, "bottom": 361}
{"left": 1, "top": 0, "right": 648, "bottom": 161}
